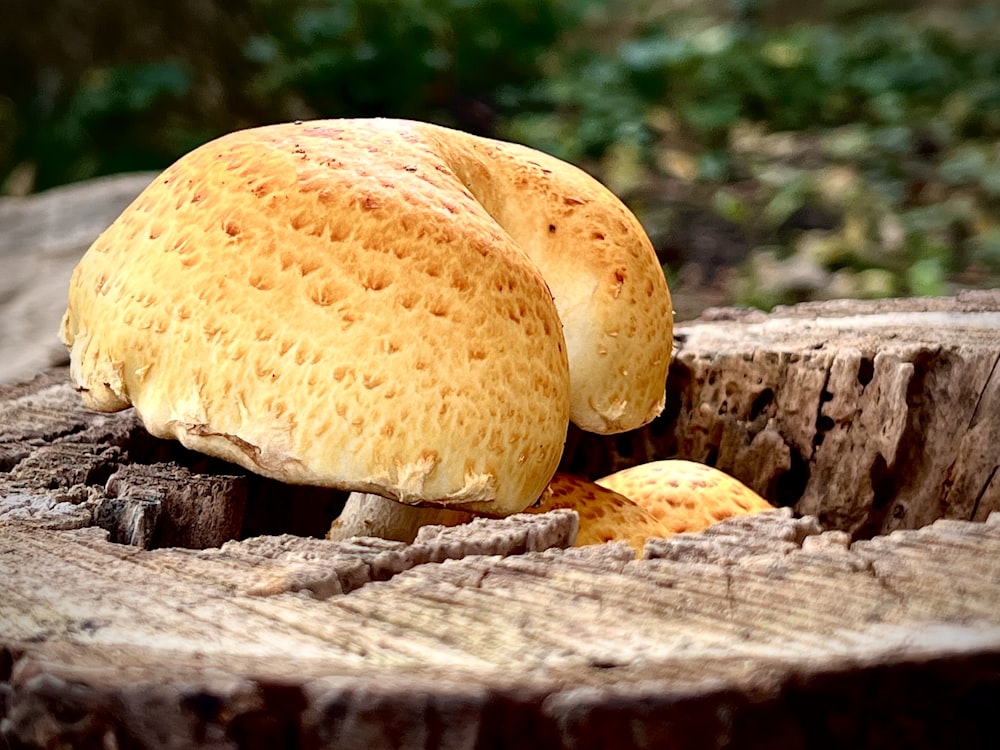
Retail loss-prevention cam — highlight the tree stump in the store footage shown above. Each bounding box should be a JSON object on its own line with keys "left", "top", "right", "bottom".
{"left": 568, "top": 289, "right": 1000, "bottom": 539}
{"left": 3, "top": 292, "right": 1000, "bottom": 749}
{"left": 0, "top": 173, "right": 157, "bottom": 384}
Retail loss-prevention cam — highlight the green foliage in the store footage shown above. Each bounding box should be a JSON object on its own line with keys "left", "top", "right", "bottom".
{"left": 3, "top": 0, "right": 999, "bottom": 307}
{"left": 242, "top": 0, "right": 571, "bottom": 123}
{"left": 2, "top": 0, "right": 574, "bottom": 192}
{"left": 505, "top": 4, "right": 1000, "bottom": 165}
{"left": 14, "top": 61, "right": 196, "bottom": 189}
{"left": 497, "top": 0, "right": 1000, "bottom": 307}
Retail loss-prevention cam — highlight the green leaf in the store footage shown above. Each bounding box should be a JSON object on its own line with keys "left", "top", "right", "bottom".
{"left": 906, "top": 257, "right": 947, "bottom": 296}
{"left": 938, "top": 145, "right": 990, "bottom": 185}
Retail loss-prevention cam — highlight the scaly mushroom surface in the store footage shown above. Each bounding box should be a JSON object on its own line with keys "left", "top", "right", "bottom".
{"left": 422, "top": 125, "right": 673, "bottom": 434}
{"left": 596, "top": 460, "right": 775, "bottom": 535}
{"left": 522, "top": 473, "right": 667, "bottom": 555}
{"left": 61, "top": 119, "right": 571, "bottom": 516}
{"left": 314, "top": 119, "right": 674, "bottom": 538}
{"left": 63, "top": 118, "right": 675, "bottom": 538}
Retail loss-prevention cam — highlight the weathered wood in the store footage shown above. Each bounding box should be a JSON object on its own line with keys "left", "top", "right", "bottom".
{"left": 571, "top": 290, "right": 1000, "bottom": 538}
{"left": 101, "top": 464, "right": 246, "bottom": 549}
{"left": 3, "top": 294, "right": 1000, "bottom": 747}
{"left": 6, "top": 292, "right": 997, "bottom": 547}
{"left": 4, "top": 177, "right": 997, "bottom": 542}
{"left": 0, "top": 371, "right": 346, "bottom": 543}
{"left": 0, "top": 173, "right": 156, "bottom": 384}
{"left": 3, "top": 507, "right": 1000, "bottom": 748}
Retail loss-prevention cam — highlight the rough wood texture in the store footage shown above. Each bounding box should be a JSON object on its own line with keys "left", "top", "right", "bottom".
{"left": 571, "top": 290, "right": 1000, "bottom": 539}
{"left": 0, "top": 370, "right": 346, "bottom": 545}
{"left": 3, "top": 294, "right": 1000, "bottom": 747}
{"left": 3, "top": 506, "right": 1000, "bottom": 749}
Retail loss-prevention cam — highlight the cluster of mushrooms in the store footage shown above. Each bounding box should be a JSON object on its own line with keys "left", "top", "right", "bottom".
{"left": 60, "top": 118, "right": 771, "bottom": 555}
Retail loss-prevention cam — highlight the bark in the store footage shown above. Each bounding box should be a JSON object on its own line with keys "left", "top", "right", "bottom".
{"left": 569, "top": 290, "right": 1000, "bottom": 538}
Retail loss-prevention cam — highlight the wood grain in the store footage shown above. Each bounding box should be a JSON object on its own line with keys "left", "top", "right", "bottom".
{"left": 3, "top": 507, "right": 1000, "bottom": 748}
{"left": 3, "top": 294, "right": 1000, "bottom": 747}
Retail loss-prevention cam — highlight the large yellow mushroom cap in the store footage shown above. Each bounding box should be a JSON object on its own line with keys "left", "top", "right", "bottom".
{"left": 60, "top": 119, "right": 571, "bottom": 515}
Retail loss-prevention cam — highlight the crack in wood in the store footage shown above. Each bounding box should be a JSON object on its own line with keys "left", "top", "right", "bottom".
{"left": 971, "top": 466, "right": 999, "bottom": 524}
{"left": 810, "top": 361, "right": 835, "bottom": 462}
{"left": 967, "top": 349, "right": 1000, "bottom": 431}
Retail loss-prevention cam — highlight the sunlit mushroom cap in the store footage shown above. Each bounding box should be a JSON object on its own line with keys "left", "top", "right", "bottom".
{"left": 421, "top": 125, "right": 674, "bottom": 434}
{"left": 595, "top": 460, "right": 774, "bottom": 534}
{"left": 60, "top": 119, "right": 570, "bottom": 515}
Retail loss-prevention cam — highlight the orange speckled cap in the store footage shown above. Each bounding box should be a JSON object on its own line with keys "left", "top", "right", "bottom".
{"left": 524, "top": 473, "right": 669, "bottom": 555}
{"left": 422, "top": 124, "right": 673, "bottom": 434}
{"left": 595, "top": 460, "right": 774, "bottom": 534}
{"left": 60, "top": 119, "right": 571, "bottom": 515}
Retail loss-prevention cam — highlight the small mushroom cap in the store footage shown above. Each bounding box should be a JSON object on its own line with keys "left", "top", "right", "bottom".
{"left": 595, "top": 460, "right": 774, "bottom": 534}
{"left": 523, "top": 473, "right": 668, "bottom": 555}
{"left": 60, "top": 119, "right": 570, "bottom": 515}
{"left": 420, "top": 125, "right": 673, "bottom": 435}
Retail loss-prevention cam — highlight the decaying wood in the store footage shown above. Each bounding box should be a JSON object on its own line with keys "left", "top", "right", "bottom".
{"left": 571, "top": 290, "right": 1000, "bottom": 539}
{"left": 3, "top": 504, "right": 1000, "bottom": 748}
{"left": 102, "top": 464, "right": 246, "bottom": 549}
{"left": 0, "top": 370, "right": 345, "bottom": 546}
{"left": 3, "top": 293, "right": 1000, "bottom": 747}
{"left": 5, "top": 292, "right": 997, "bottom": 549}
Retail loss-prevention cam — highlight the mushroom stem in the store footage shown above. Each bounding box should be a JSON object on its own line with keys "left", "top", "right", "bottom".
{"left": 326, "top": 492, "right": 475, "bottom": 543}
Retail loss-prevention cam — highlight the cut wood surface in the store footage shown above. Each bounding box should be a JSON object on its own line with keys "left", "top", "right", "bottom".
{"left": 3, "top": 169, "right": 1000, "bottom": 749}
{"left": 2, "top": 175, "right": 1000, "bottom": 748}
{"left": 3, "top": 352, "right": 1000, "bottom": 747}
{"left": 4, "top": 505, "right": 1000, "bottom": 748}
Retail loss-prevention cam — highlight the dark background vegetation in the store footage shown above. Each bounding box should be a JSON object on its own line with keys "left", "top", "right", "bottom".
{"left": 2, "top": 0, "right": 998, "bottom": 315}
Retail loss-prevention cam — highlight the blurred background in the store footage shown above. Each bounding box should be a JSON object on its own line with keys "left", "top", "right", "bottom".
{"left": 2, "top": 0, "right": 999, "bottom": 318}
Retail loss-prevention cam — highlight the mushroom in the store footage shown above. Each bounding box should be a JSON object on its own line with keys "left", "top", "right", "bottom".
{"left": 517, "top": 462, "right": 775, "bottom": 557}
{"left": 323, "top": 120, "right": 674, "bottom": 540}
{"left": 595, "top": 460, "right": 775, "bottom": 535}
{"left": 60, "top": 119, "right": 572, "bottom": 518}
{"left": 421, "top": 125, "right": 674, "bottom": 434}
{"left": 327, "top": 492, "right": 474, "bottom": 544}
{"left": 63, "top": 118, "right": 676, "bottom": 541}
{"left": 522, "top": 473, "right": 667, "bottom": 556}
